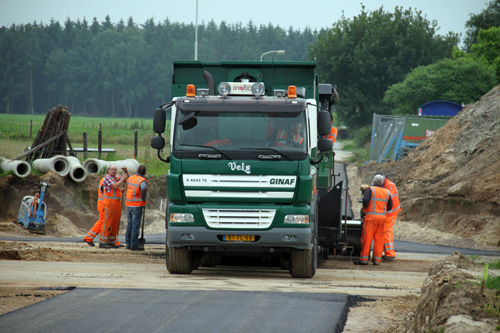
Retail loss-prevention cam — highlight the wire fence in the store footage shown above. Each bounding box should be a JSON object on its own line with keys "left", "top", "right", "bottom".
{"left": 0, "top": 129, "right": 160, "bottom": 163}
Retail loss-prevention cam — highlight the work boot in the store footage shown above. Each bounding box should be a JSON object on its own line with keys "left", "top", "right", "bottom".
{"left": 372, "top": 260, "right": 381, "bottom": 266}
{"left": 354, "top": 260, "right": 368, "bottom": 265}
{"left": 84, "top": 239, "right": 95, "bottom": 247}
{"left": 382, "top": 255, "right": 395, "bottom": 261}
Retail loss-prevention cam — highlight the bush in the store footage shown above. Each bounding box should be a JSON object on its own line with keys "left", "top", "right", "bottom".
{"left": 351, "top": 125, "right": 373, "bottom": 146}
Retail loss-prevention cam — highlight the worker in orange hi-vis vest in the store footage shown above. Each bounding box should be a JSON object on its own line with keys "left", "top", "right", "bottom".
{"left": 125, "top": 165, "right": 148, "bottom": 251}
{"left": 324, "top": 113, "right": 337, "bottom": 146}
{"left": 83, "top": 177, "right": 124, "bottom": 247}
{"left": 376, "top": 173, "right": 401, "bottom": 260}
{"left": 99, "top": 164, "right": 129, "bottom": 249}
{"left": 327, "top": 126, "right": 338, "bottom": 144}
{"left": 355, "top": 174, "right": 393, "bottom": 265}
{"left": 275, "top": 122, "right": 304, "bottom": 146}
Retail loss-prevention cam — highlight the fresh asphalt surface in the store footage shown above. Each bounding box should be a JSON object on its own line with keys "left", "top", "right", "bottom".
{"left": 1, "top": 234, "right": 498, "bottom": 332}
{"left": 0, "top": 289, "right": 348, "bottom": 333}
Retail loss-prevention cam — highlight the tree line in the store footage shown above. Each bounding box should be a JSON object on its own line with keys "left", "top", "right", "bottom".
{"left": 1, "top": 1, "right": 500, "bottom": 129}
{"left": 0, "top": 16, "right": 319, "bottom": 117}
{"left": 310, "top": 3, "right": 500, "bottom": 128}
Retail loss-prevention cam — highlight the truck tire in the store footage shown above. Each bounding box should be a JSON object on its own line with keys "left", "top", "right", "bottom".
{"left": 166, "top": 247, "right": 193, "bottom": 274}
{"left": 289, "top": 247, "right": 316, "bottom": 278}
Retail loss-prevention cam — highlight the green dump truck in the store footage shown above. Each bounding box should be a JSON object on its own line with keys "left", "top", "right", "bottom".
{"left": 151, "top": 61, "right": 360, "bottom": 278}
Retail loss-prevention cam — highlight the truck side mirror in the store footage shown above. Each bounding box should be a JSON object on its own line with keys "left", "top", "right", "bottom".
{"left": 318, "top": 137, "right": 333, "bottom": 152}
{"left": 153, "top": 108, "right": 166, "bottom": 133}
{"left": 151, "top": 135, "right": 165, "bottom": 150}
{"left": 317, "top": 110, "right": 331, "bottom": 136}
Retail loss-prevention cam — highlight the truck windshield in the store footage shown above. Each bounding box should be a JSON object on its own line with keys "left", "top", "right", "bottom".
{"left": 173, "top": 111, "right": 308, "bottom": 154}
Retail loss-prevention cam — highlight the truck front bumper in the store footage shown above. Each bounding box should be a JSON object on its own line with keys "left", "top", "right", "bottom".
{"left": 167, "top": 226, "right": 313, "bottom": 251}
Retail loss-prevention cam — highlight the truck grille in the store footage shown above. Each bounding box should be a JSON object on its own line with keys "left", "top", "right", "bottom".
{"left": 202, "top": 208, "right": 276, "bottom": 229}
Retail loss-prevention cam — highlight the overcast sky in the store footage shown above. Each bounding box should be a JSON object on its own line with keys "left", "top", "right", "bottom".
{"left": 0, "top": 0, "right": 489, "bottom": 40}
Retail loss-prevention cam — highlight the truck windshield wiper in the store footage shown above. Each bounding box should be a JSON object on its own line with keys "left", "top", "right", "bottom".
{"left": 180, "top": 144, "right": 232, "bottom": 160}
{"left": 241, "top": 147, "right": 293, "bottom": 161}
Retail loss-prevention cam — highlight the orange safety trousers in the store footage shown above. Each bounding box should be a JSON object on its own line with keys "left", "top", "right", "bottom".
{"left": 84, "top": 201, "right": 121, "bottom": 246}
{"left": 384, "top": 213, "right": 398, "bottom": 258}
{"left": 99, "top": 198, "right": 122, "bottom": 245}
{"left": 359, "top": 215, "right": 386, "bottom": 264}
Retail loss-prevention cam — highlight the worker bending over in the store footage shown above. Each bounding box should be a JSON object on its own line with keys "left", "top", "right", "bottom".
{"left": 356, "top": 174, "right": 392, "bottom": 265}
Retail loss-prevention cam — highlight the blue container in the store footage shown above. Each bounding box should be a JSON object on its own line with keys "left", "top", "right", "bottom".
{"left": 418, "top": 101, "right": 463, "bottom": 117}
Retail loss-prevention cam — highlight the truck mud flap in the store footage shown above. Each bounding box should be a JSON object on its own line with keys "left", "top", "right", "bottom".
{"left": 343, "top": 220, "right": 363, "bottom": 255}
{"left": 318, "top": 181, "right": 343, "bottom": 245}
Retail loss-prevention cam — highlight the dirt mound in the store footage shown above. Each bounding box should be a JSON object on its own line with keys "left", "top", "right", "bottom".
{"left": 410, "top": 252, "right": 500, "bottom": 332}
{"left": 358, "top": 84, "right": 500, "bottom": 248}
{"left": 0, "top": 241, "right": 72, "bottom": 261}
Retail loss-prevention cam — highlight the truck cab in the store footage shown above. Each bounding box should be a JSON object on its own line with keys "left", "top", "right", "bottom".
{"left": 152, "top": 61, "right": 346, "bottom": 278}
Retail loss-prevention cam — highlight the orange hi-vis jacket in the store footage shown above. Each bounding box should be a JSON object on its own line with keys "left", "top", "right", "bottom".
{"left": 276, "top": 129, "right": 304, "bottom": 144}
{"left": 327, "top": 126, "right": 338, "bottom": 144}
{"left": 125, "top": 174, "right": 147, "bottom": 207}
{"left": 102, "top": 181, "right": 122, "bottom": 200}
{"left": 97, "top": 177, "right": 105, "bottom": 206}
{"left": 363, "top": 186, "right": 390, "bottom": 216}
{"left": 384, "top": 179, "right": 401, "bottom": 216}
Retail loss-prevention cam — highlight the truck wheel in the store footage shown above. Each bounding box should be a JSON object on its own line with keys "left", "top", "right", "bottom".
{"left": 289, "top": 247, "right": 316, "bottom": 278}
{"left": 166, "top": 246, "right": 193, "bottom": 274}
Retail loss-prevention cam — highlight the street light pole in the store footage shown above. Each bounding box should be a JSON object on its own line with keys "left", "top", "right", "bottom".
{"left": 194, "top": 0, "right": 198, "bottom": 60}
{"left": 260, "top": 50, "right": 285, "bottom": 61}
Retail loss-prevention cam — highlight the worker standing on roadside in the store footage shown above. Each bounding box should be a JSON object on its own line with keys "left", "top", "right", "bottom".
{"left": 377, "top": 173, "right": 401, "bottom": 260}
{"left": 355, "top": 174, "right": 392, "bottom": 265}
{"left": 83, "top": 177, "right": 123, "bottom": 247}
{"left": 125, "top": 165, "right": 148, "bottom": 251}
{"left": 99, "top": 165, "right": 129, "bottom": 249}
{"left": 83, "top": 177, "right": 106, "bottom": 246}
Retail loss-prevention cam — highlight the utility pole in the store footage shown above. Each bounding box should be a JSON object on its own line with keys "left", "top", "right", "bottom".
{"left": 194, "top": 0, "right": 198, "bottom": 60}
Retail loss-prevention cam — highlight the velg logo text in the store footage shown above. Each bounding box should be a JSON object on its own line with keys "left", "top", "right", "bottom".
{"left": 228, "top": 162, "right": 251, "bottom": 174}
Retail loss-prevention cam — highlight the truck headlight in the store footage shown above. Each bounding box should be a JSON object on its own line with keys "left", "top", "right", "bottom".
{"left": 284, "top": 215, "right": 309, "bottom": 224}
{"left": 217, "top": 82, "right": 231, "bottom": 96}
{"left": 170, "top": 213, "right": 194, "bottom": 223}
{"left": 251, "top": 82, "right": 265, "bottom": 97}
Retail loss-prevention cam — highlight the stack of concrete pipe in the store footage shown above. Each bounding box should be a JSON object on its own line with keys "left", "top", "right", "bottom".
{"left": 83, "top": 158, "right": 139, "bottom": 175}
{"left": 33, "top": 155, "right": 71, "bottom": 177}
{"left": 0, "top": 157, "right": 31, "bottom": 178}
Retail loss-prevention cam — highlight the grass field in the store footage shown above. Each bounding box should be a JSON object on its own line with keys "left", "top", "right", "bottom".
{"left": 0, "top": 114, "right": 171, "bottom": 175}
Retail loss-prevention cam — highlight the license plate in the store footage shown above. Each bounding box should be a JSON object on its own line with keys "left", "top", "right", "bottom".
{"left": 224, "top": 235, "right": 255, "bottom": 242}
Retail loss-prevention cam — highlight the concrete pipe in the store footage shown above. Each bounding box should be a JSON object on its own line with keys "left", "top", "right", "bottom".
{"left": 83, "top": 158, "right": 107, "bottom": 174}
{"left": 33, "top": 155, "right": 71, "bottom": 177}
{"left": 0, "top": 157, "right": 31, "bottom": 178}
{"left": 66, "top": 156, "right": 87, "bottom": 183}
{"left": 118, "top": 159, "right": 140, "bottom": 174}
{"left": 84, "top": 158, "right": 140, "bottom": 175}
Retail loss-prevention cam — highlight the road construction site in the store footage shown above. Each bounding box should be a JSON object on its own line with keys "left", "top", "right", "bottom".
{"left": 1, "top": 84, "right": 500, "bottom": 331}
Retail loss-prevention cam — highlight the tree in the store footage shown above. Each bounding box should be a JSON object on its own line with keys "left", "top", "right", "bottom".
{"left": 0, "top": 16, "right": 319, "bottom": 116}
{"left": 470, "top": 26, "right": 500, "bottom": 79}
{"left": 464, "top": 0, "right": 500, "bottom": 51}
{"left": 308, "top": 6, "right": 459, "bottom": 128}
{"left": 383, "top": 58, "right": 496, "bottom": 115}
